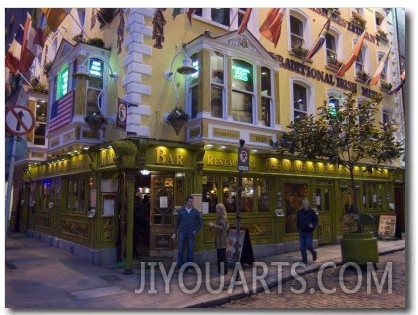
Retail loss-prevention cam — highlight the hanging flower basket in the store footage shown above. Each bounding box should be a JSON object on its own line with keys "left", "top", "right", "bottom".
{"left": 84, "top": 112, "right": 106, "bottom": 134}
{"left": 164, "top": 107, "right": 189, "bottom": 136}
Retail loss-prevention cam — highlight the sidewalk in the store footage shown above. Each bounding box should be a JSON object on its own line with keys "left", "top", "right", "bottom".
{"left": 5, "top": 233, "right": 405, "bottom": 309}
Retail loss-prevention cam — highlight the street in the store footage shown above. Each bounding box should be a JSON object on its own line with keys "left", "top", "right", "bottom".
{"left": 213, "top": 250, "right": 406, "bottom": 309}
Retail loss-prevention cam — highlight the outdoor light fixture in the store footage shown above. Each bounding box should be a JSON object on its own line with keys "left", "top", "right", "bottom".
{"left": 164, "top": 43, "right": 197, "bottom": 103}
{"left": 72, "top": 54, "right": 118, "bottom": 82}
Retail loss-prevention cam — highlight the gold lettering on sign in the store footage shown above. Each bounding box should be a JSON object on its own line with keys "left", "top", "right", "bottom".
{"left": 213, "top": 128, "right": 239, "bottom": 139}
{"left": 206, "top": 155, "right": 237, "bottom": 168}
{"left": 155, "top": 148, "right": 184, "bottom": 166}
{"left": 250, "top": 134, "right": 272, "bottom": 143}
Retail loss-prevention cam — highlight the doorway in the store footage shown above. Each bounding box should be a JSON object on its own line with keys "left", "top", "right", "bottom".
{"left": 314, "top": 183, "right": 334, "bottom": 244}
{"left": 133, "top": 172, "right": 151, "bottom": 257}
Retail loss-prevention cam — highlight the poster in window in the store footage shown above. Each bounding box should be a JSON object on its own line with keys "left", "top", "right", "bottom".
{"left": 102, "top": 193, "right": 116, "bottom": 217}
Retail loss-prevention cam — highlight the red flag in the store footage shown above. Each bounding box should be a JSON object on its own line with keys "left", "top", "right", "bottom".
{"left": 33, "top": 10, "right": 46, "bottom": 47}
{"left": 304, "top": 18, "right": 331, "bottom": 62}
{"left": 259, "top": 8, "right": 286, "bottom": 48}
{"left": 369, "top": 45, "right": 392, "bottom": 85}
{"left": 19, "top": 14, "right": 35, "bottom": 72}
{"left": 187, "top": 8, "right": 196, "bottom": 25}
{"left": 389, "top": 71, "right": 406, "bottom": 95}
{"left": 238, "top": 8, "right": 252, "bottom": 34}
{"left": 336, "top": 31, "right": 366, "bottom": 77}
{"left": 5, "top": 51, "right": 20, "bottom": 75}
{"left": 41, "top": 8, "right": 68, "bottom": 31}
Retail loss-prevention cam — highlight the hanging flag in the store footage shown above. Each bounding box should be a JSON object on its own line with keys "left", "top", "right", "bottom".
{"left": 389, "top": 71, "right": 406, "bottom": 95}
{"left": 259, "top": 8, "right": 286, "bottom": 48}
{"left": 187, "top": 8, "right": 196, "bottom": 24}
{"left": 304, "top": 18, "right": 331, "bottom": 63}
{"left": 33, "top": 9, "right": 46, "bottom": 47}
{"left": 48, "top": 91, "right": 75, "bottom": 133}
{"left": 335, "top": 31, "right": 366, "bottom": 77}
{"left": 19, "top": 13, "right": 35, "bottom": 72}
{"left": 5, "top": 51, "right": 20, "bottom": 75}
{"left": 5, "top": 28, "right": 24, "bottom": 75}
{"left": 41, "top": 8, "right": 68, "bottom": 31}
{"left": 238, "top": 8, "right": 252, "bottom": 35}
{"left": 368, "top": 45, "right": 392, "bottom": 85}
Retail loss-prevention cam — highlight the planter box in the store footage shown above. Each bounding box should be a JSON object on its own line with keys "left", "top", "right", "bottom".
{"left": 340, "top": 231, "right": 379, "bottom": 265}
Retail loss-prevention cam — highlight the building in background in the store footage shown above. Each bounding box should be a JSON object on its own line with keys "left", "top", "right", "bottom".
{"left": 5, "top": 8, "right": 405, "bottom": 268}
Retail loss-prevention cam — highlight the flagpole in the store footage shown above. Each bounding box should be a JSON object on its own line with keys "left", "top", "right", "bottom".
{"left": 366, "top": 45, "right": 393, "bottom": 86}
{"left": 67, "top": 10, "right": 90, "bottom": 40}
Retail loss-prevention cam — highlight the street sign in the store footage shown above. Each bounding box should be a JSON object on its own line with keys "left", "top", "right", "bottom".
{"left": 238, "top": 147, "right": 249, "bottom": 171}
{"left": 6, "top": 106, "right": 35, "bottom": 136}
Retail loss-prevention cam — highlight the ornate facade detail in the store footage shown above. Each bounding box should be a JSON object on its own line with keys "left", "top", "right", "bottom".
{"left": 228, "top": 36, "right": 258, "bottom": 53}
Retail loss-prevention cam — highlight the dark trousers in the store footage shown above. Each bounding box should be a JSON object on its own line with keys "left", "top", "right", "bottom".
{"left": 217, "top": 248, "right": 227, "bottom": 275}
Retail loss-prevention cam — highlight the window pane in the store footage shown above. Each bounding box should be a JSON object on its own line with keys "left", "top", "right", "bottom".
{"left": 257, "top": 178, "right": 269, "bottom": 212}
{"left": 211, "top": 8, "right": 229, "bottom": 26}
{"left": 34, "top": 123, "right": 46, "bottom": 145}
{"left": 261, "top": 97, "right": 271, "bottom": 126}
{"left": 293, "top": 83, "right": 307, "bottom": 121}
{"left": 222, "top": 176, "right": 236, "bottom": 213}
{"left": 211, "top": 51, "right": 224, "bottom": 84}
{"left": 232, "top": 59, "right": 253, "bottom": 92}
{"left": 191, "top": 86, "right": 199, "bottom": 119}
{"left": 232, "top": 91, "right": 253, "bottom": 123}
{"left": 202, "top": 175, "right": 219, "bottom": 213}
{"left": 261, "top": 67, "right": 271, "bottom": 96}
{"left": 211, "top": 86, "right": 223, "bottom": 118}
{"left": 242, "top": 177, "right": 253, "bottom": 212}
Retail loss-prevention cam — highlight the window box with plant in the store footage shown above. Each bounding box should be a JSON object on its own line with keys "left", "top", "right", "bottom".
{"left": 356, "top": 70, "right": 369, "bottom": 83}
{"left": 350, "top": 11, "right": 366, "bottom": 29}
{"left": 380, "top": 79, "right": 392, "bottom": 92}
{"left": 376, "top": 29, "right": 388, "bottom": 42}
{"left": 291, "top": 45, "right": 309, "bottom": 59}
{"left": 327, "top": 56, "right": 343, "bottom": 69}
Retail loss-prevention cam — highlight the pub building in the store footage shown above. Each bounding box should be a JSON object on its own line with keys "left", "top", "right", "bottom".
{"left": 8, "top": 8, "right": 405, "bottom": 267}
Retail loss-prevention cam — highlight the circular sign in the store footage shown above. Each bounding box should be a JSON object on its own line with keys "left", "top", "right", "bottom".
{"left": 5, "top": 106, "right": 35, "bottom": 136}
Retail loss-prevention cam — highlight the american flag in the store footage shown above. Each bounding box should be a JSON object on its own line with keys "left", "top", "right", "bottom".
{"left": 48, "top": 91, "right": 74, "bottom": 133}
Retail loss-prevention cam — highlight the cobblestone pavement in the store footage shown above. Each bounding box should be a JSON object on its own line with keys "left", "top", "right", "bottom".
{"left": 214, "top": 250, "right": 406, "bottom": 309}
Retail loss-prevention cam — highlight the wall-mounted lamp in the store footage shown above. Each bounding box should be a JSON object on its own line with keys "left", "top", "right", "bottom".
{"left": 73, "top": 55, "right": 118, "bottom": 82}
{"left": 164, "top": 43, "right": 197, "bottom": 104}
{"left": 140, "top": 169, "right": 150, "bottom": 175}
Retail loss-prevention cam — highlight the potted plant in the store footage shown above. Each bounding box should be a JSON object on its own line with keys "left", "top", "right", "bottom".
{"left": 356, "top": 70, "right": 369, "bottom": 83}
{"left": 84, "top": 112, "right": 107, "bottom": 134}
{"left": 291, "top": 44, "right": 309, "bottom": 59}
{"left": 270, "top": 92, "right": 404, "bottom": 264}
{"left": 380, "top": 79, "right": 392, "bottom": 92}
{"left": 350, "top": 11, "right": 367, "bottom": 29}
{"left": 87, "top": 37, "right": 105, "bottom": 48}
{"left": 327, "top": 55, "right": 343, "bottom": 69}
{"left": 376, "top": 29, "right": 388, "bottom": 42}
{"left": 164, "top": 106, "right": 189, "bottom": 135}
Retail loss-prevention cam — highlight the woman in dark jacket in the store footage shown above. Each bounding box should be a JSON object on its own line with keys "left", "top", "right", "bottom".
{"left": 208, "top": 203, "right": 229, "bottom": 275}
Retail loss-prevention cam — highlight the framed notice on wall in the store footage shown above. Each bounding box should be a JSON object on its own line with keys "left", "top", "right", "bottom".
{"left": 102, "top": 193, "right": 116, "bottom": 217}
{"left": 378, "top": 214, "right": 397, "bottom": 239}
{"left": 191, "top": 194, "right": 202, "bottom": 213}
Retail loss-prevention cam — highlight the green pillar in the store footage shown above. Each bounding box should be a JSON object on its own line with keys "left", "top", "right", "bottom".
{"left": 124, "top": 168, "right": 136, "bottom": 274}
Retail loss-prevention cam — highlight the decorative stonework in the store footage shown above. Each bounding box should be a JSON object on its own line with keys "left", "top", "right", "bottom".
{"left": 228, "top": 36, "right": 258, "bottom": 53}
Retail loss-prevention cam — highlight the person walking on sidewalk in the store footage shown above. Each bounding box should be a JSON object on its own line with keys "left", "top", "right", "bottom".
{"left": 172, "top": 195, "right": 203, "bottom": 272}
{"left": 297, "top": 199, "right": 318, "bottom": 264}
{"left": 208, "top": 203, "right": 230, "bottom": 275}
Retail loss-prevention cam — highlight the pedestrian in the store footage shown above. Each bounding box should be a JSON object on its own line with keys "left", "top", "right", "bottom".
{"left": 208, "top": 203, "right": 229, "bottom": 275}
{"left": 296, "top": 199, "right": 318, "bottom": 264}
{"left": 172, "top": 195, "right": 203, "bottom": 272}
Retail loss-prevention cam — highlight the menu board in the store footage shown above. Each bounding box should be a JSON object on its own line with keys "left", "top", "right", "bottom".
{"left": 378, "top": 214, "right": 397, "bottom": 239}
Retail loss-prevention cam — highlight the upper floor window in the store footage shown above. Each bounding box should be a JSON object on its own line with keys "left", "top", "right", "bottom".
{"left": 327, "top": 93, "right": 343, "bottom": 119}
{"left": 261, "top": 67, "right": 272, "bottom": 127}
{"left": 290, "top": 15, "right": 304, "bottom": 48}
{"left": 56, "top": 64, "right": 69, "bottom": 99}
{"left": 231, "top": 59, "right": 254, "bottom": 123}
{"left": 377, "top": 51, "right": 389, "bottom": 82}
{"left": 210, "top": 51, "right": 224, "bottom": 118}
{"left": 33, "top": 100, "right": 48, "bottom": 145}
{"left": 189, "top": 53, "right": 199, "bottom": 119}
{"left": 193, "top": 8, "right": 231, "bottom": 27}
{"left": 382, "top": 108, "right": 393, "bottom": 124}
{"left": 293, "top": 83, "right": 308, "bottom": 122}
{"left": 375, "top": 11, "right": 385, "bottom": 30}
{"left": 86, "top": 58, "right": 104, "bottom": 115}
{"left": 325, "top": 33, "right": 338, "bottom": 65}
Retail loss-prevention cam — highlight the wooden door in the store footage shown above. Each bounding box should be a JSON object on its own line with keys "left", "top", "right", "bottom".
{"left": 315, "top": 185, "right": 334, "bottom": 244}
